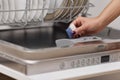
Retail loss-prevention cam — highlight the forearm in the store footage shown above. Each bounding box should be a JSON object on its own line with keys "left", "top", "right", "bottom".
{"left": 97, "top": 0, "right": 120, "bottom": 27}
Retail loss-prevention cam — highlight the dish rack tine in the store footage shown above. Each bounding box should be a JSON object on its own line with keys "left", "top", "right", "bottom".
{"left": 0, "top": 0, "right": 89, "bottom": 30}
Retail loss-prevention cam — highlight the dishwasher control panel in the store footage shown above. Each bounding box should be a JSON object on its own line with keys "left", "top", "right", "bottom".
{"left": 58, "top": 50, "right": 120, "bottom": 70}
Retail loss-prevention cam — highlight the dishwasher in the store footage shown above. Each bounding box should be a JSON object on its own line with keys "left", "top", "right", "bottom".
{"left": 0, "top": 0, "right": 120, "bottom": 79}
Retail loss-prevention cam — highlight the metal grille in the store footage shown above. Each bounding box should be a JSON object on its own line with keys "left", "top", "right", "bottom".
{"left": 0, "top": 0, "right": 89, "bottom": 29}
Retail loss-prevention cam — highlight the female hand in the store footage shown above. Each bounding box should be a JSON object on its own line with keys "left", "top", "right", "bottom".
{"left": 71, "top": 0, "right": 120, "bottom": 38}
{"left": 72, "top": 16, "right": 105, "bottom": 38}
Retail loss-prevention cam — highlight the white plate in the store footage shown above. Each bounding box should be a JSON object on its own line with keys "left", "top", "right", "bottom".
{"left": 2, "top": 0, "right": 9, "bottom": 23}
{"left": 22, "top": 0, "right": 32, "bottom": 22}
{"left": 14, "top": 0, "right": 26, "bottom": 22}
{"left": 74, "top": 0, "right": 88, "bottom": 17}
{"left": 72, "top": 0, "right": 83, "bottom": 18}
{"left": 33, "top": 0, "right": 43, "bottom": 21}
{"left": 59, "top": 0, "right": 71, "bottom": 19}
{"left": 44, "top": 0, "right": 56, "bottom": 20}
{"left": 54, "top": 0, "right": 67, "bottom": 20}
{"left": 44, "top": 0, "right": 65, "bottom": 20}
{"left": 39, "top": 0, "right": 50, "bottom": 21}
{"left": 48, "top": 0, "right": 56, "bottom": 14}
{"left": 0, "top": 0, "right": 3, "bottom": 23}
{"left": 65, "top": 0, "right": 78, "bottom": 19}
{"left": 8, "top": 0, "right": 15, "bottom": 23}
{"left": 28, "top": 0, "right": 38, "bottom": 22}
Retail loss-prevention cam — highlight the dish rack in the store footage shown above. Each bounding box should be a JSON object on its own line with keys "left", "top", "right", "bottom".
{"left": 0, "top": 0, "right": 90, "bottom": 30}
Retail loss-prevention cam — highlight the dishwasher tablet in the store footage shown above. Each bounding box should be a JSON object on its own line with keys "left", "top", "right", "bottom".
{"left": 66, "top": 24, "right": 76, "bottom": 38}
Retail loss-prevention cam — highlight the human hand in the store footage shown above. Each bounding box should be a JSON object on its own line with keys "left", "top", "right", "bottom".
{"left": 72, "top": 16, "right": 106, "bottom": 38}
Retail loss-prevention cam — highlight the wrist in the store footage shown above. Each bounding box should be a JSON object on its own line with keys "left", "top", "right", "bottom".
{"left": 96, "top": 16, "right": 107, "bottom": 28}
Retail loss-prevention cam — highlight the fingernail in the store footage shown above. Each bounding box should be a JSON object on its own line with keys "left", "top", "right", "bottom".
{"left": 73, "top": 31, "right": 76, "bottom": 34}
{"left": 78, "top": 35, "right": 81, "bottom": 37}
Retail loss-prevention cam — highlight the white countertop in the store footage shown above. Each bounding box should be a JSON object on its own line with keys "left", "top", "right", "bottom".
{"left": 1, "top": 62, "right": 120, "bottom": 80}
{"left": 28, "top": 62, "right": 120, "bottom": 80}
{"left": 0, "top": 64, "right": 30, "bottom": 80}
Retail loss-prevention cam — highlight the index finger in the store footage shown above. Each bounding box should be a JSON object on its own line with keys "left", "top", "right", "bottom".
{"left": 72, "top": 18, "right": 82, "bottom": 28}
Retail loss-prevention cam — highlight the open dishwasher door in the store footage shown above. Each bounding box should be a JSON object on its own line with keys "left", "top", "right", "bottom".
{"left": 0, "top": 22, "right": 120, "bottom": 75}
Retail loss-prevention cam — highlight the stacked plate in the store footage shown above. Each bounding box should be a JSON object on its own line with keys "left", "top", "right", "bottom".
{"left": 0, "top": 0, "right": 88, "bottom": 24}
{"left": 44, "top": 0, "right": 88, "bottom": 21}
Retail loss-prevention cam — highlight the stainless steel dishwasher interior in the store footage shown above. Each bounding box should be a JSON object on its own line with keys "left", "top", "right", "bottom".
{"left": 0, "top": 23, "right": 120, "bottom": 75}
{"left": 0, "top": 23, "right": 120, "bottom": 61}
{"left": 0, "top": 23, "right": 120, "bottom": 60}
{"left": 0, "top": 23, "right": 69, "bottom": 49}
{"left": 0, "top": 23, "right": 70, "bottom": 61}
